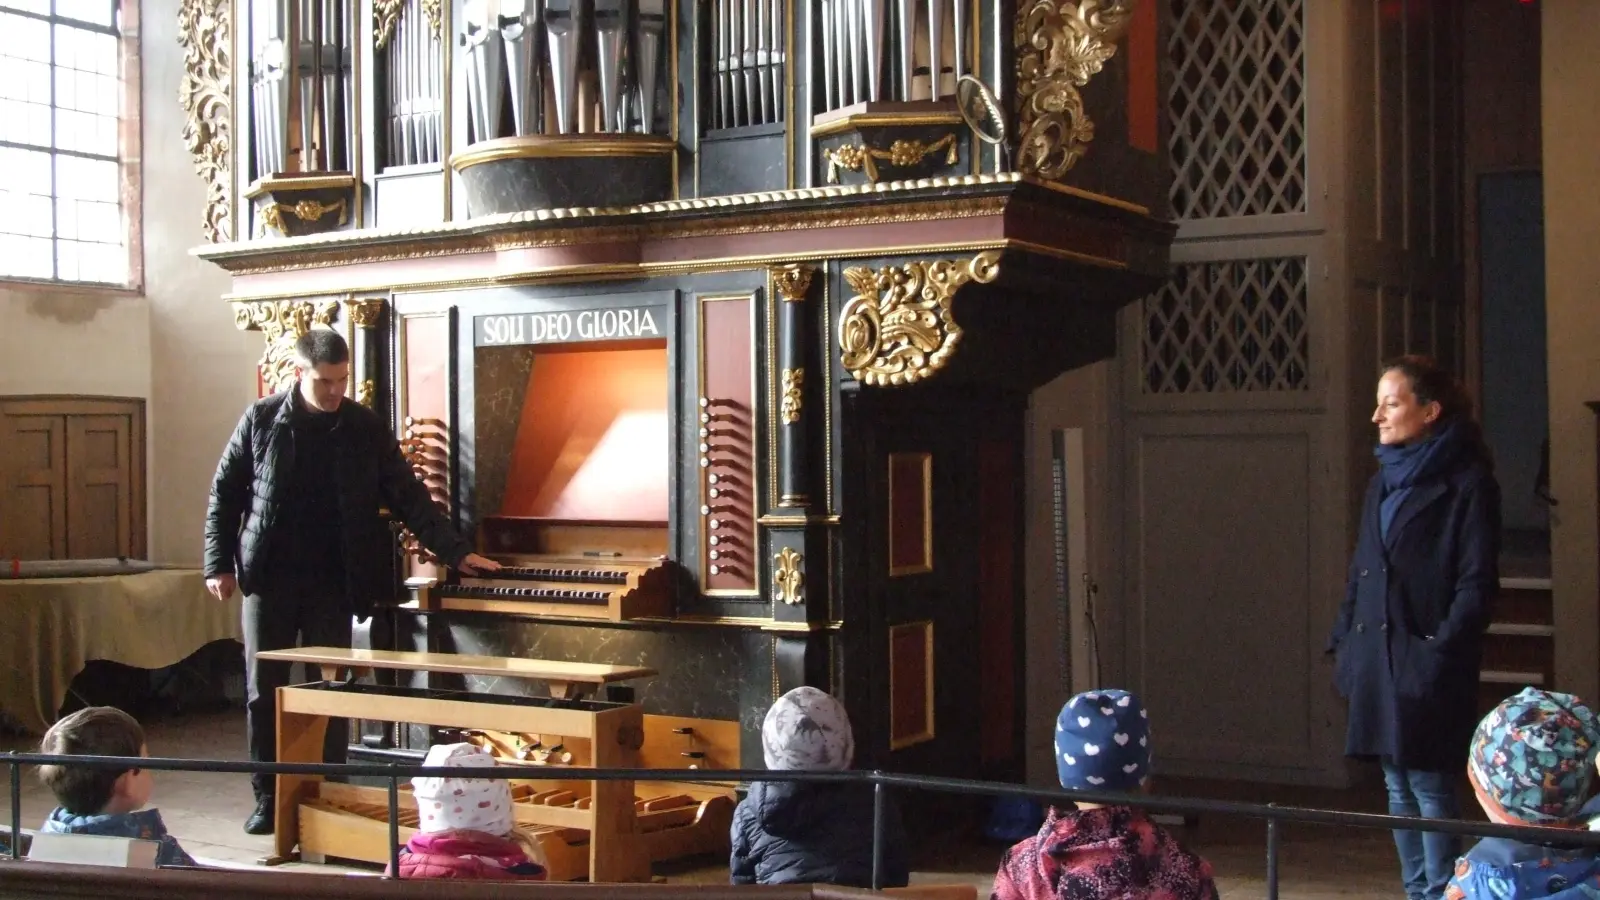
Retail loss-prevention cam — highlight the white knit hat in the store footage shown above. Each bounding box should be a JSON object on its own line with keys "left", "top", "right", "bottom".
{"left": 411, "top": 742, "right": 514, "bottom": 836}
{"left": 761, "top": 687, "right": 855, "bottom": 772}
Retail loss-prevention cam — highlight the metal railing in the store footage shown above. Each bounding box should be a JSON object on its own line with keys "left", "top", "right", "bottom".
{"left": 8, "top": 751, "right": 1600, "bottom": 898}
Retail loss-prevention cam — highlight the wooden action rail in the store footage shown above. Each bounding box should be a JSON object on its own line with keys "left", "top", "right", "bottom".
{"left": 254, "top": 646, "right": 657, "bottom": 700}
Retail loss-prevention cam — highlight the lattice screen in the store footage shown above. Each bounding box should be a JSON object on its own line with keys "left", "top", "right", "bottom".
{"left": 1168, "top": 0, "right": 1307, "bottom": 219}
{"left": 1142, "top": 258, "right": 1310, "bottom": 393}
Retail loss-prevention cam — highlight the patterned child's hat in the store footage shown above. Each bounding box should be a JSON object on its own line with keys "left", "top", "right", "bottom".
{"left": 1469, "top": 687, "right": 1600, "bottom": 826}
{"left": 1055, "top": 689, "right": 1150, "bottom": 793}
{"left": 762, "top": 687, "right": 854, "bottom": 771}
{"left": 411, "top": 742, "right": 514, "bottom": 836}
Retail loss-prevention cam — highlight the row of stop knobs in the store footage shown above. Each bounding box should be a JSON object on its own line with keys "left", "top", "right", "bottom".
{"left": 700, "top": 397, "right": 749, "bottom": 577}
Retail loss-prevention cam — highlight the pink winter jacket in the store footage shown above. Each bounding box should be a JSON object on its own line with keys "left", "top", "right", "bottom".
{"left": 388, "top": 830, "right": 548, "bottom": 881}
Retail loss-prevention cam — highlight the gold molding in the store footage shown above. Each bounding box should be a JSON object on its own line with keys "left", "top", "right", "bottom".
{"left": 758, "top": 514, "right": 842, "bottom": 526}
{"left": 888, "top": 620, "right": 936, "bottom": 750}
{"left": 233, "top": 299, "right": 341, "bottom": 393}
{"left": 375, "top": 0, "right": 442, "bottom": 50}
{"left": 244, "top": 174, "right": 359, "bottom": 199}
{"left": 823, "top": 134, "right": 959, "bottom": 184}
{"left": 780, "top": 368, "right": 803, "bottom": 425}
{"left": 356, "top": 379, "right": 376, "bottom": 407}
{"left": 177, "top": 0, "right": 233, "bottom": 243}
{"left": 260, "top": 198, "right": 350, "bottom": 236}
{"left": 449, "top": 134, "right": 678, "bottom": 170}
{"left": 769, "top": 264, "right": 815, "bottom": 303}
{"left": 773, "top": 547, "right": 804, "bottom": 605}
{"left": 345, "top": 297, "right": 385, "bottom": 329}
{"left": 809, "top": 110, "right": 966, "bottom": 139}
{"left": 838, "top": 251, "right": 1002, "bottom": 386}
{"left": 1015, "top": 0, "right": 1135, "bottom": 181}
{"left": 887, "top": 452, "right": 934, "bottom": 576}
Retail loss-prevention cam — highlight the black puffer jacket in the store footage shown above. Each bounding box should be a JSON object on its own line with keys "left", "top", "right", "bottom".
{"left": 729, "top": 781, "right": 910, "bottom": 888}
{"left": 203, "top": 390, "right": 473, "bottom": 615}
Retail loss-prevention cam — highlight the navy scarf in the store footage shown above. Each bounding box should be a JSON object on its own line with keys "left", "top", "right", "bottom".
{"left": 1373, "top": 419, "right": 1470, "bottom": 541}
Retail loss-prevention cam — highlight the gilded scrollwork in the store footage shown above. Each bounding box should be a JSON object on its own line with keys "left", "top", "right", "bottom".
{"left": 259, "top": 198, "right": 349, "bottom": 237}
{"left": 837, "top": 251, "right": 1001, "bottom": 386}
{"left": 233, "top": 299, "right": 341, "bottom": 393}
{"left": 1015, "top": 0, "right": 1136, "bottom": 181}
{"left": 823, "top": 134, "right": 959, "bottom": 184}
{"left": 780, "top": 368, "right": 803, "bottom": 425}
{"left": 356, "top": 379, "right": 376, "bottom": 407}
{"left": 773, "top": 547, "right": 804, "bottom": 605}
{"left": 177, "top": 0, "right": 233, "bottom": 242}
{"left": 377, "top": 0, "right": 441, "bottom": 50}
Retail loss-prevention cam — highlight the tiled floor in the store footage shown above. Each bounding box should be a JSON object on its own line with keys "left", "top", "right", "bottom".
{"left": 3, "top": 711, "right": 1409, "bottom": 896}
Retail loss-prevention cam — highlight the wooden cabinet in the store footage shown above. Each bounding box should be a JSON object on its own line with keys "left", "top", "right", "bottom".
{"left": 0, "top": 397, "right": 146, "bottom": 561}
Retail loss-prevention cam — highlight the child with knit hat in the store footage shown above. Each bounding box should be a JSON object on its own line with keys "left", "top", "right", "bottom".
{"left": 730, "top": 686, "right": 910, "bottom": 887}
{"left": 991, "top": 690, "right": 1217, "bottom": 900}
{"left": 1446, "top": 687, "right": 1600, "bottom": 900}
{"left": 390, "top": 742, "right": 548, "bottom": 881}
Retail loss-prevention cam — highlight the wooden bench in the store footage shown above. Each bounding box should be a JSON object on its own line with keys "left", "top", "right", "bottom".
{"left": 254, "top": 646, "right": 657, "bottom": 700}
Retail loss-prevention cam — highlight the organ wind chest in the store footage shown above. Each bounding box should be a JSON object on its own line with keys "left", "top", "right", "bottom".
{"left": 189, "top": 0, "right": 1175, "bottom": 877}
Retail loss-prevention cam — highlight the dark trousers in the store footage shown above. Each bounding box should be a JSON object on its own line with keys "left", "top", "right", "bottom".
{"left": 243, "top": 591, "right": 353, "bottom": 798}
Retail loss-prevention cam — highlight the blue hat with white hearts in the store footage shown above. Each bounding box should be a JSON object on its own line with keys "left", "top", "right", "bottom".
{"left": 1055, "top": 689, "right": 1150, "bottom": 792}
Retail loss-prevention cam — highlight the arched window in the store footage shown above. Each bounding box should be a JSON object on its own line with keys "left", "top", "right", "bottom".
{"left": 0, "top": 0, "right": 139, "bottom": 289}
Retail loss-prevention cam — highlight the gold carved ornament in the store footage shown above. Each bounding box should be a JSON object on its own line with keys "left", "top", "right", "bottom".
{"left": 375, "top": 0, "right": 442, "bottom": 50}
{"left": 838, "top": 251, "right": 1001, "bottom": 386}
{"left": 780, "top": 368, "right": 803, "bottom": 425}
{"left": 1015, "top": 0, "right": 1135, "bottom": 181}
{"left": 770, "top": 264, "right": 815, "bottom": 302}
{"left": 259, "top": 198, "right": 349, "bottom": 237}
{"left": 773, "top": 547, "right": 804, "bottom": 605}
{"left": 177, "top": 0, "right": 233, "bottom": 242}
{"left": 233, "top": 299, "right": 341, "bottom": 393}
{"left": 356, "top": 379, "right": 376, "bottom": 407}
{"left": 824, "top": 134, "right": 958, "bottom": 184}
{"left": 345, "top": 297, "right": 385, "bottom": 329}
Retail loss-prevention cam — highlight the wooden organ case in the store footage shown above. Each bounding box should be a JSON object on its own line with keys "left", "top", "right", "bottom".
{"left": 186, "top": 0, "right": 1174, "bottom": 878}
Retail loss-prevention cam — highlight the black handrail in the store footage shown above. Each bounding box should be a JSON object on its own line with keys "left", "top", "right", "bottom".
{"left": 9, "top": 750, "right": 1600, "bottom": 898}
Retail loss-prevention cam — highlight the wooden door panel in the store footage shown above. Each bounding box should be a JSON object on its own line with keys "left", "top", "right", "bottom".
{"left": 67, "top": 415, "right": 133, "bottom": 559}
{"left": 0, "top": 414, "right": 68, "bottom": 559}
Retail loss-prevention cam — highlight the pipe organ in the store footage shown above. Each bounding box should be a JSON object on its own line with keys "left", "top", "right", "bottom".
{"left": 189, "top": 0, "right": 1172, "bottom": 880}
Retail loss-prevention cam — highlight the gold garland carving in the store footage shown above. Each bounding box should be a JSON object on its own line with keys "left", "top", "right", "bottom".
{"left": 823, "top": 134, "right": 958, "bottom": 184}
{"left": 838, "top": 251, "right": 1001, "bottom": 386}
{"left": 1015, "top": 0, "right": 1135, "bottom": 181}
{"left": 260, "top": 198, "right": 349, "bottom": 236}
{"left": 233, "top": 299, "right": 341, "bottom": 393}
{"left": 780, "top": 368, "right": 804, "bottom": 425}
{"left": 345, "top": 297, "right": 385, "bottom": 329}
{"left": 356, "top": 379, "right": 377, "bottom": 407}
{"left": 773, "top": 547, "right": 804, "bottom": 605}
{"left": 770, "top": 264, "right": 815, "bottom": 303}
{"left": 377, "top": 0, "right": 441, "bottom": 50}
{"left": 177, "top": 0, "right": 233, "bottom": 242}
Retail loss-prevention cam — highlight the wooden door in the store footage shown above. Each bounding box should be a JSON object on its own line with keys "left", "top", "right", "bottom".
{"left": 0, "top": 397, "right": 146, "bottom": 561}
{"left": 0, "top": 412, "right": 68, "bottom": 559}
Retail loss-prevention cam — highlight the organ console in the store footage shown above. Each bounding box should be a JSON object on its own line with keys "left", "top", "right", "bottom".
{"left": 195, "top": 0, "right": 1172, "bottom": 868}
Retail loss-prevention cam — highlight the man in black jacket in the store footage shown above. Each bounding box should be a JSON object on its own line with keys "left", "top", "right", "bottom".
{"left": 203, "top": 330, "right": 499, "bottom": 835}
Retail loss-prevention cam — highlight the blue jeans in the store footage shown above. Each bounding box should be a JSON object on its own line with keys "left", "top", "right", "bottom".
{"left": 1382, "top": 764, "right": 1462, "bottom": 900}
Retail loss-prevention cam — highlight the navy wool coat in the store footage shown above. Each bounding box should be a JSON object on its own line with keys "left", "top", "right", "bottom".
{"left": 1328, "top": 459, "right": 1501, "bottom": 772}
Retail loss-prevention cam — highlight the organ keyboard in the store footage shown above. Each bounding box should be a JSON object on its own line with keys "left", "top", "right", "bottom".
{"left": 420, "top": 516, "right": 678, "bottom": 621}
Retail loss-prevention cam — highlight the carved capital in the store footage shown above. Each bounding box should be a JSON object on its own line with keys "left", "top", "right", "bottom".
{"left": 780, "top": 368, "right": 804, "bottom": 425}
{"left": 773, "top": 547, "right": 805, "bottom": 605}
{"left": 1015, "top": 0, "right": 1135, "bottom": 181}
{"left": 177, "top": 0, "right": 233, "bottom": 242}
{"left": 345, "top": 297, "right": 386, "bottom": 329}
{"left": 233, "top": 299, "right": 341, "bottom": 393}
{"left": 770, "top": 264, "right": 816, "bottom": 303}
{"left": 837, "top": 251, "right": 1001, "bottom": 386}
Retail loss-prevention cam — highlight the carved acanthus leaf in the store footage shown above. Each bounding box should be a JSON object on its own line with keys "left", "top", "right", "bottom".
{"left": 837, "top": 252, "right": 1002, "bottom": 387}
{"left": 1015, "top": 0, "right": 1136, "bottom": 181}
{"left": 177, "top": 0, "right": 233, "bottom": 242}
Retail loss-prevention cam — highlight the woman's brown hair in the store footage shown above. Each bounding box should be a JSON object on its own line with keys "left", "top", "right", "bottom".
{"left": 1382, "top": 354, "right": 1493, "bottom": 467}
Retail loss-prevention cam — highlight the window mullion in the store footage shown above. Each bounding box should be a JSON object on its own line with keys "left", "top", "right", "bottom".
{"left": 47, "top": 3, "right": 58, "bottom": 280}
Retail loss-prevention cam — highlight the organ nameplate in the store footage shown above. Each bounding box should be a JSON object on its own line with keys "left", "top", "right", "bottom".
{"left": 476, "top": 306, "right": 664, "bottom": 346}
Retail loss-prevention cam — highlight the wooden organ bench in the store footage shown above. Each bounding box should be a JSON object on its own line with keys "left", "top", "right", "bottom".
{"left": 257, "top": 648, "right": 736, "bottom": 882}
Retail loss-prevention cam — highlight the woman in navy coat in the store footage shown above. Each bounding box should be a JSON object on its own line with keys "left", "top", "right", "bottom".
{"left": 1328, "top": 355, "right": 1501, "bottom": 900}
